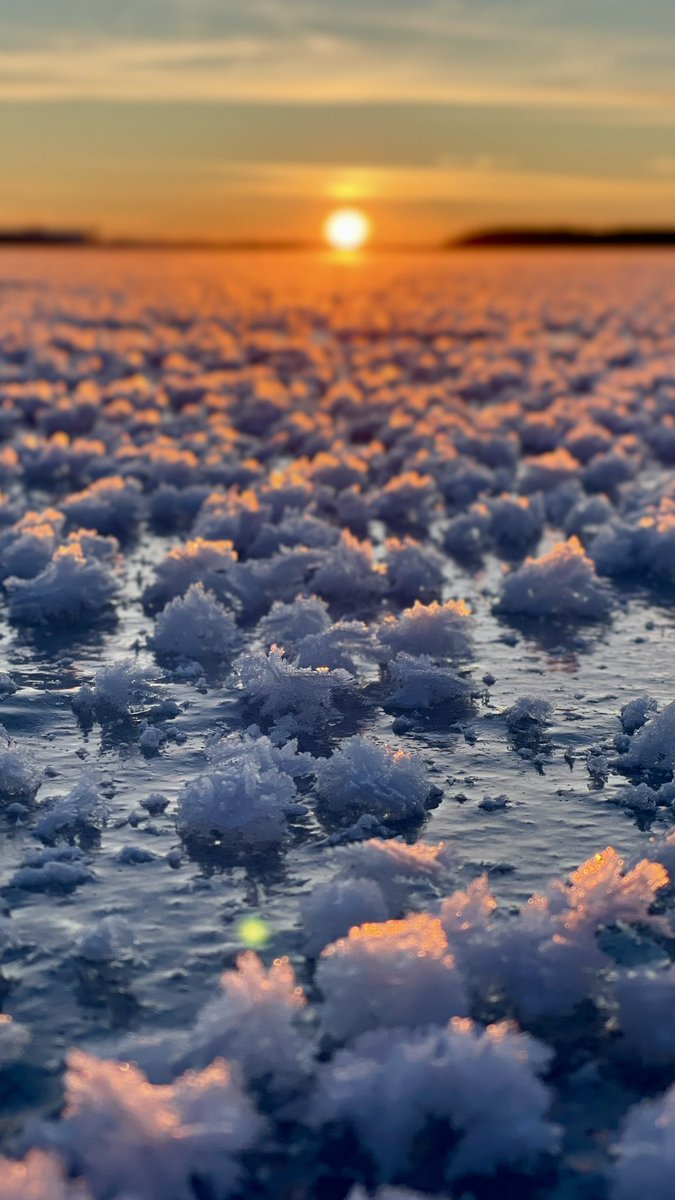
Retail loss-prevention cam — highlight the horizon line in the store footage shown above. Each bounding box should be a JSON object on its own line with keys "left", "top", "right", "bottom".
{"left": 5, "top": 225, "right": 675, "bottom": 252}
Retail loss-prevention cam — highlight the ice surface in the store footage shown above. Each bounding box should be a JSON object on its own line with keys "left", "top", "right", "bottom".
{"left": 2, "top": 250, "right": 675, "bottom": 1199}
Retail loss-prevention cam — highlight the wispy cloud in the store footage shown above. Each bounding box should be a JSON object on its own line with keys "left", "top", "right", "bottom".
{"left": 0, "top": 34, "right": 673, "bottom": 117}
{"left": 199, "top": 158, "right": 675, "bottom": 205}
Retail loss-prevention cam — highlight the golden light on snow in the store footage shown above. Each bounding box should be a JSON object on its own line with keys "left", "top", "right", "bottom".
{"left": 324, "top": 207, "right": 371, "bottom": 251}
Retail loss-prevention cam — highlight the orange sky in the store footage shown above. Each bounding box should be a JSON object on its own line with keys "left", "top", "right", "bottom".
{"left": 2, "top": 1, "right": 675, "bottom": 242}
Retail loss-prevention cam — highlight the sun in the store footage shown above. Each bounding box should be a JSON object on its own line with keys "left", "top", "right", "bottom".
{"left": 324, "top": 208, "right": 371, "bottom": 252}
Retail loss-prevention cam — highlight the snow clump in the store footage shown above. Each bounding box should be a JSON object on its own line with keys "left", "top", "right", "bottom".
{"left": 236, "top": 645, "right": 353, "bottom": 732}
{"left": 257, "top": 595, "right": 331, "bottom": 649}
{"left": 611, "top": 1083, "right": 675, "bottom": 1200}
{"left": 0, "top": 725, "right": 41, "bottom": 802}
{"left": 176, "top": 731, "right": 308, "bottom": 847}
{"left": 317, "top": 913, "right": 468, "bottom": 1041}
{"left": 77, "top": 916, "right": 134, "bottom": 964}
{"left": 152, "top": 582, "right": 241, "bottom": 665}
{"left": 378, "top": 599, "right": 473, "bottom": 661}
{"left": 384, "top": 653, "right": 474, "bottom": 711}
{"left": 35, "top": 773, "right": 108, "bottom": 842}
{"left": 61, "top": 476, "right": 143, "bottom": 538}
{"left": 497, "top": 537, "right": 612, "bottom": 621}
{"left": 313, "top": 1018, "right": 558, "bottom": 1182}
{"left": 315, "top": 736, "right": 434, "bottom": 824}
{"left": 6, "top": 538, "right": 119, "bottom": 626}
{"left": 36, "top": 1050, "right": 262, "bottom": 1200}
{"left": 73, "top": 659, "right": 154, "bottom": 720}
{"left": 178, "top": 952, "right": 306, "bottom": 1090}
{"left": 142, "top": 538, "right": 238, "bottom": 612}
{"left": 0, "top": 1151, "right": 89, "bottom": 1200}
{"left": 617, "top": 702, "right": 675, "bottom": 777}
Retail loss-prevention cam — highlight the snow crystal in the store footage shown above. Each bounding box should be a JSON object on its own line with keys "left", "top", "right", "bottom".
{"left": 618, "top": 701, "right": 675, "bottom": 777}
{"left": 73, "top": 659, "right": 153, "bottom": 720}
{"left": 504, "top": 695, "right": 553, "bottom": 734}
{"left": 0, "top": 1151, "right": 88, "bottom": 1200}
{"left": 373, "top": 471, "right": 440, "bottom": 530}
{"left": 441, "top": 878, "right": 601, "bottom": 1021}
{"left": 294, "top": 619, "right": 373, "bottom": 673}
{"left": 487, "top": 493, "right": 545, "bottom": 552}
{"left": 61, "top": 476, "right": 142, "bottom": 538}
{"left": 336, "top": 838, "right": 456, "bottom": 911}
{"left": 315, "top": 736, "right": 433, "bottom": 824}
{"left": 497, "top": 537, "right": 611, "bottom": 621}
{"left": 439, "top": 849, "right": 668, "bottom": 1021}
{"left": 77, "top": 916, "right": 134, "bottom": 964}
{"left": 384, "top": 652, "right": 474, "bottom": 711}
{"left": 0, "top": 1014, "right": 30, "bottom": 1068}
{"left": 152, "top": 582, "right": 241, "bottom": 665}
{"left": 37, "top": 1050, "right": 262, "bottom": 1200}
{"left": 143, "top": 538, "right": 238, "bottom": 612}
{"left": 313, "top": 1018, "right": 558, "bottom": 1181}
{"left": 7, "top": 539, "right": 118, "bottom": 626}
{"left": 302, "top": 877, "right": 389, "bottom": 958}
{"left": 378, "top": 599, "right": 473, "bottom": 661}
{"left": 552, "top": 847, "right": 668, "bottom": 933}
{"left": 0, "top": 726, "right": 41, "bottom": 802}
{"left": 0, "top": 509, "right": 64, "bottom": 582}
{"left": 176, "top": 734, "right": 302, "bottom": 847}
{"left": 611, "top": 1084, "right": 675, "bottom": 1200}
{"left": 175, "top": 953, "right": 306, "bottom": 1091}
{"left": 35, "top": 774, "right": 108, "bottom": 842}
{"left": 311, "top": 530, "right": 387, "bottom": 607}
{"left": 257, "top": 595, "right": 331, "bottom": 649}
{"left": 236, "top": 645, "right": 353, "bottom": 732}
{"left": 384, "top": 538, "right": 445, "bottom": 603}
{"left": 317, "top": 914, "right": 468, "bottom": 1040}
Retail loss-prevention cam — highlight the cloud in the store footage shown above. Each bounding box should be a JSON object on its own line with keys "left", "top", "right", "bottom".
{"left": 204, "top": 158, "right": 675, "bottom": 203}
{"left": 0, "top": 31, "right": 673, "bottom": 117}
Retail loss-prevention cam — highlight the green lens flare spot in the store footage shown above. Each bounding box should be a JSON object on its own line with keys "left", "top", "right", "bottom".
{"left": 237, "top": 915, "right": 270, "bottom": 948}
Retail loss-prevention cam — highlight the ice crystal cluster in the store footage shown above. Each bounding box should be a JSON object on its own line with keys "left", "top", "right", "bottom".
{"left": 2, "top": 251, "right": 675, "bottom": 1199}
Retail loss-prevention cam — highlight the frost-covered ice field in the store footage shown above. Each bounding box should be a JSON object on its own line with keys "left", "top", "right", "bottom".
{"left": 1, "top": 248, "right": 675, "bottom": 1198}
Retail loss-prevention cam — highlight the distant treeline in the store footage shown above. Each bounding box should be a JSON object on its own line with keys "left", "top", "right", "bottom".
{"left": 0, "top": 228, "right": 95, "bottom": 245}
{"left": 4, "top": 225, "right": 675, "bottom": 251}
{"left": 452, "top": 227, "right": 675, "bottom": 247}
{"left": 0, "top": 228, "right": 317, "bottom": 251}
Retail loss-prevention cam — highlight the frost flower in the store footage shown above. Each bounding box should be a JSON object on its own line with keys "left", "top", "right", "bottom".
{"left": 315, "top": 736, "right": 433, "bottom": 824}
{"left": 313, "top": 1018, "right": 558, "bottom": 1181}
{"left": 497, "top": 537, "right": 611, "bottom": 621}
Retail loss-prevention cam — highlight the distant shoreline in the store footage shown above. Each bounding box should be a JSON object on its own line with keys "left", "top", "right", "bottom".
{"left": 451, "top": 228, "right": 675, "bottom": 248}
{"left": 3, "top": 227, "right": 675, "bottom": 252}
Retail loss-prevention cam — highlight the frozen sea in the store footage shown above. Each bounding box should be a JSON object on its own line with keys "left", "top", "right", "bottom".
{"left": 0, "top": 248, "right": 674, "bottom": 1199}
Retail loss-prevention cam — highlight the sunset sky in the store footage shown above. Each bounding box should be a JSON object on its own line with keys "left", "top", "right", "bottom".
{"left": 2, "top": 0, "right": 675, "bottom": 243}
